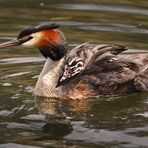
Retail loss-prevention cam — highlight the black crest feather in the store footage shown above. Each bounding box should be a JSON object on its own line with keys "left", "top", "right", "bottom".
{"left": 17, "top": 23, "right": 59, "bottom": 39}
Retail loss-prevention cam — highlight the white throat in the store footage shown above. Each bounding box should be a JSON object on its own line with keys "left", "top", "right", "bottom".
{"left": 34, "top": 57, "right": 64, "bottom": 97}
{"left": 38, "top": 58, "right": 59, "bottom": 80}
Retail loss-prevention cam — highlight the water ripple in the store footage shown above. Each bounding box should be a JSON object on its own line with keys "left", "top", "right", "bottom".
{"left": 1, "top": 83, "right": 12, "bottom": 87}
{"left": 1, "top": 72, "right": 31, "bottom": 79}
{"left": 0, "top": 105, "right": 25, "bottom": 117}
{"left": 0, "top": 110, "right": 13, "bottom": 117}
{"left": 49, "top": 4, "right": 148, "bottom": 16}
{"left": 56, "top": 21, "right": 148, "bottom": 34}
{"left": 135, "top": 112, "right": 148, "bottom": 118}
{"left": 0, "top": 143, "right": 41, "bottom": 148}
{"left": 21, "top": 114, "right": 46, "bottom": 121}
{"left": 0, "top": 57, "right": 44, "bottom": 65}
{"left": 78, "top": 24, "right": 148, "bottom": 34}
{"left": 5, "top": 122, "right": 44, "bottom": 130}
{"left": 65, "top": 121, "right": 148, "bottom": 147}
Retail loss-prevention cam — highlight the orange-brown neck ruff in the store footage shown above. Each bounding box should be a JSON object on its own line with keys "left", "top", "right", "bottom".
{"left": 38, "top": 29, "right": 67, "bottom": 60}
{"left": 38, "top": 29, "right": 61, "bottom": 48}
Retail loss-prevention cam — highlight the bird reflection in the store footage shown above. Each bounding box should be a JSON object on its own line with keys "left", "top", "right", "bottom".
{"left": 35, "top": 96, "right": 92, "bottom": 116}
{"left": 35, "top": 96, "right": 93, "bottom": 138}
{"left": 34, "top": 96, "right": 90, "bottom": 139}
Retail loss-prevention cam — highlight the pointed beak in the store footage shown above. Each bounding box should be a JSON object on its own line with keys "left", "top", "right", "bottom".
{"left": 55, "top": 80, "right": 62, "bottom": 88}
{"left": 56, "top": 75, "right": 75, "bottom": 88}
{"left": 0, "top": 36, "right": 33, "bottom": 49}
{"left": 0, "top": 39, "right": 22, "bottom": 49}
{"left": 56, "top": 76, "right": 67, "bottom": 88}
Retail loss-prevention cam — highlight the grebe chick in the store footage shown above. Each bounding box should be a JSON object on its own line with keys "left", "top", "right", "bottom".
{"left": 0, "top": 23, "right": 148, "bottom": 99}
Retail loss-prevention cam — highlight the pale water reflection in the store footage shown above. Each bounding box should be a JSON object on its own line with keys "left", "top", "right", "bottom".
{"left": 0, "top": 0, "right": 148, "bottom": 147}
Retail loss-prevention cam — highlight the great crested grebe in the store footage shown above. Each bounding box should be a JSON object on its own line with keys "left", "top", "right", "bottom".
{"left": 0, "top": 23, "right": 148, "bottom": 99}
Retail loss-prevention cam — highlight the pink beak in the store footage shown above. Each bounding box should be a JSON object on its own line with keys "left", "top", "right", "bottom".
{"left": 0, "top": 39, "right": 21, "bottom": 48}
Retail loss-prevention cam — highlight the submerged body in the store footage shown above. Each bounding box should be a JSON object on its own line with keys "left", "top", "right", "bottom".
{"left": 0, "top": 23, "right": 148, "bottom": 99}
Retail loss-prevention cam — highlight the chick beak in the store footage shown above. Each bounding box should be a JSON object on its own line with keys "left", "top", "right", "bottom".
{"left": 55, "top": 80, "right": 62, "bottom": 88}
{"left": 0, "top": 39, "right": 22, "bottom": 49}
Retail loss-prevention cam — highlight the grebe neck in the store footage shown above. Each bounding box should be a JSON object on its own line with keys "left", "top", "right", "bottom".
{"left": 34, "top": 57, "right": 65, "bottom": 97}
{"left": 38, "top": 58, "right": 60, "bottom": 80}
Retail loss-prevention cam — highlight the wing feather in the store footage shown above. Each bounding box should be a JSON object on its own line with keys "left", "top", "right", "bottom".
{"left": 57, "top": 42, "right": 129, "bottom": 86}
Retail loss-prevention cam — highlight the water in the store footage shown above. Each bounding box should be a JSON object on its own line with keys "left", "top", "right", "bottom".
{"left": 0, "top": 0, "right": 148, "bottom": 147}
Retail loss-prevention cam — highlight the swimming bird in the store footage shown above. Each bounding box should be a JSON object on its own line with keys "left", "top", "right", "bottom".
{"left": 0, "top": 23, "right": 148, "bottom": 99}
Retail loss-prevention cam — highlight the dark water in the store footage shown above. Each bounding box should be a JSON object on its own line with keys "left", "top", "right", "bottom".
{"left": 0, "top": 0, "right": 148, "bottom": 147}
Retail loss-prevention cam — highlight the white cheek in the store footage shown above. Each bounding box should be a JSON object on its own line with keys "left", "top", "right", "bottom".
{"left": 22, "top": 38, "right": 38, "bottom": 48}
{"left": 22, "top": 32, "right": 43, "bottom": 48}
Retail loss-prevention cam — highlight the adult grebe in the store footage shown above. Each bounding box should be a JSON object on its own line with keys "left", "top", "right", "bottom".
{"left": 0, "top": 23, "right": 148, "bottom": 99}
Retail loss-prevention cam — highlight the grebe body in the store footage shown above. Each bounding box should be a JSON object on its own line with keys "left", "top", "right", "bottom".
{"left": 0, "top": 23, "right": 148, "bottom": 99}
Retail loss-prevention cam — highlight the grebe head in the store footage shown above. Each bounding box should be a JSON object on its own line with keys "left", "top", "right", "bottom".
{"left": 0, "top": 23, "right": 67, "bottom": 60}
